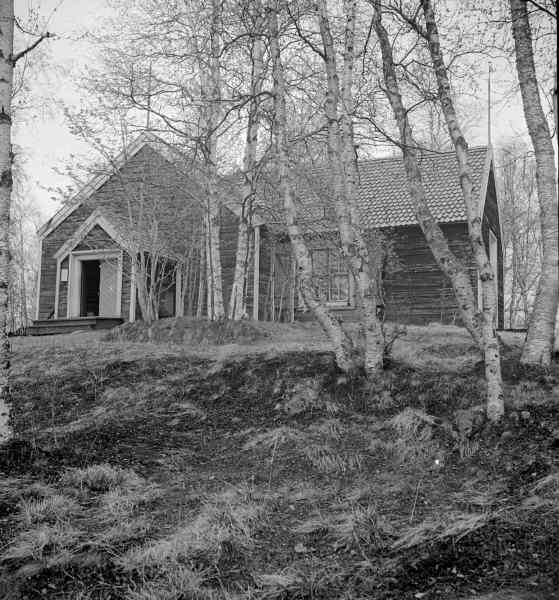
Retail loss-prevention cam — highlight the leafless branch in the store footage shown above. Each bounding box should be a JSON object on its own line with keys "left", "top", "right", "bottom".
{"left": 10, "top": 32, "right": 54, "bottom": 65}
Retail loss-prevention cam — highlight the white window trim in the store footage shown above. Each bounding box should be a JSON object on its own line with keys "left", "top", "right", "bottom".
{"left": 309, "top": 247, "right": 353, "bottom": 308}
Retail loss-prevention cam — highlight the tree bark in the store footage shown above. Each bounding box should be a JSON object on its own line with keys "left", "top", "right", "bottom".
{"left": 229, "top": 17, "right": 265, "bottom": 320}
{"left": 267, "top": 0, "right": 357, "bottom": 374}
{"left": 316, "top": 0, "right": 384, "bottom": 375}
{"left": 422, "top": 0, "right": 503, "bottom": 420}
{"left": 371, "top": 3, "right": 483, "bottom": 354}
{"left": 0, "top": 1, "right": 14, "bottom": 443}
{"left": 509, "top": 0, "right": 558, "bottom": 366}
{"left": 200, "top": 0, "right": 225, "bottom": 319}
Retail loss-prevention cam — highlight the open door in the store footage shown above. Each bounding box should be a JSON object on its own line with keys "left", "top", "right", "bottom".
{"left": 80, "top": 260, "right": 100, "bottom": 317}
{"left": 99, "top": 258, "right": 119, "bottom": 316}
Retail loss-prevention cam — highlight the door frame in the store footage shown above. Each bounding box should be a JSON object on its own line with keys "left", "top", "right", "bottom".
{"left": 66, "top": 249, "right": 123, "bottom": 318}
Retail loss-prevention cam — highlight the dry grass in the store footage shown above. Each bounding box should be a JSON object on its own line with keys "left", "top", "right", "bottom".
{"left": 124, "top": 565, "right": 214, "bottom": 600}
{"left": 18, "top": 493, "right": 80, "bottom": 526}
{"left": 117, "top": 487, "right": 267, "bottom": 573}
{"left": 391, "top": 510, "right": 490, "bottom": 550}
{"left": 1, "top": 463, "right": 160, "bottom": 580}
{"left": 1, "top": 521, "right": 84, "bottom": 563}
{"left": 60, "top": 463, "right": 144, "bottom": 492}
{"left": 13, "top": 320, "right": 516, "bottom": 378}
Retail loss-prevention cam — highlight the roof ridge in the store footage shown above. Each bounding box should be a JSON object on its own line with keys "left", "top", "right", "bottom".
{"left": 357, "top": 146, "right": 489, "bottom": 165}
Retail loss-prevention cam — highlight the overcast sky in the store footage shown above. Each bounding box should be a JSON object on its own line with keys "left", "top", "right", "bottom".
{"left": 13, "top": 0, "right": 547, "bottom": 226}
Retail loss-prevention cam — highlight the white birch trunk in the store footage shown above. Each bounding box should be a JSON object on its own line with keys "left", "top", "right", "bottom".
{"left": 509, "top": 0, "right": 558, "bottom": 366}
{"left": 422, "top": 0, "right": 503, "bottom": 421}
{"left": 372, "top": 4, "right": 483, "bottom": 353}
{"left": 317, "top": 0, "right": 385, "bottom": 374}
{"left": 229, "top": 25, "right": 265, "bottom": 320}
{"left": 200, "top": 0, "right": 224, "bottom": 319}
{"left": 340, "top": 0, "right": 385, "bottom": 373}
{"left": 267, "top": 0, "right": 357, "bottom": 374}
{"left": 0, "top": 2, "right": 14, "bottom": 443}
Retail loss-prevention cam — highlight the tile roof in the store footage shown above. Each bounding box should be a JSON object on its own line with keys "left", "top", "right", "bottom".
{"left": 259, "top": 146, "right": 490, "bottom": 230}
{"left": 355, "top": 146, "right": 489, "bottom": 228}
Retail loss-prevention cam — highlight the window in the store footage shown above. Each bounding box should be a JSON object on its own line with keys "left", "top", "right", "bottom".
{"left": 311, "top": 248, "right": 350, "bottom": 304}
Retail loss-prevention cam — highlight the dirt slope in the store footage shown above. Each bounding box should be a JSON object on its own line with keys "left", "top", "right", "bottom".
{"left": 1, "top": 325, "right": 558, "bottom": 599}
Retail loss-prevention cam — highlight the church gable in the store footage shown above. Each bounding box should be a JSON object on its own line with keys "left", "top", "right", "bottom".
{"left": 74, "top": 224, "right": 121, "bottom": 252}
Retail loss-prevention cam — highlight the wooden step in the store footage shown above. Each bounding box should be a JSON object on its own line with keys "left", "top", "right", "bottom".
{"left": 29, "top": 317, "right": 123, "bottom": 336}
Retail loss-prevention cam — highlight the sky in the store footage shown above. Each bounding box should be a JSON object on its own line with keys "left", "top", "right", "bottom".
{"left": 14, "top": 0, "right": 112, "bottom": 220}
{"left": 12, "top": 0, "right": 551, "bottom": 227}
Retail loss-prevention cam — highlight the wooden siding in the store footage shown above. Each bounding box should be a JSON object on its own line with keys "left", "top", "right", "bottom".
{"left": 121, "top": 253, "right": 132, "bottom": 319}
{"left": 57, "top": 256, "right": 69, "bottom": 318}
{"left": 268, "top": 223, "right": 479, "bottom": 326}
{"left": 38, "top": 145, "right": 200, "bottom": 321}
{"left": 39, "top": 204, "right": 93, "bottom": 319}
{"left": 218, "top": 205, "right": 240, "bottom": 312}
{"left": 262, "top": 176, "right": 504, "bottom": 328}
{"left": 382, "top": 223, "right": 477, "bottom": 324}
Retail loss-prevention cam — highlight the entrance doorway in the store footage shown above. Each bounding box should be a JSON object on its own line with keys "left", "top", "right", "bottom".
{"left": 81, "top": 260, "right": 100, "bottom": 316}
{"left": 68, "top": 252, "right": 122, "bottom": 318}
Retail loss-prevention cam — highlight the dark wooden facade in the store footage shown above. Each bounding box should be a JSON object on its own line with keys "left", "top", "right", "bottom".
{"left": 258, "top": 170, "right": 504, "bottom": 329}
{"left": 35, "top": 137, "right": 504, "bottom": 332}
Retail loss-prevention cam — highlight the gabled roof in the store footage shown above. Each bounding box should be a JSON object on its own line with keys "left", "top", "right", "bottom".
{"left": 38, "top": 132, "right": 263, "bottom": 242}
{"left": 53, "top": 210, "right": 129, "bottom": 260}
{"left": 38, "top": 132, "right": 170, "bottom": 240}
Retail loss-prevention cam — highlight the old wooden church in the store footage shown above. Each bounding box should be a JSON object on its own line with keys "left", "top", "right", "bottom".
{"left": 32, "top": 133, "right": 504, "bottom": 334}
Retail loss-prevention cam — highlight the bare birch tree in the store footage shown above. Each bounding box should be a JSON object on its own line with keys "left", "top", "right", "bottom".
{"left": 420, "top": 0, "right": 503, "bottom": 419}
{"left": 509, "top": 0, "right": 558, "bottom": 366}
{"left": 199, "top": 0, "right": 225, "bottom": 320}
{"left": 228, "top": 3, "right": 266, "bottom": 320}
{"left": 315, "top": 0, "right": 385, "bottom": 375}
{"left": 371, "top": 1, "right": 505, "bottom": 420}
{"left": 267, "top": 0, "right": 357, "bottom": 374}
{"left": 1, "top": 2, "right": 51, "bottom": 442}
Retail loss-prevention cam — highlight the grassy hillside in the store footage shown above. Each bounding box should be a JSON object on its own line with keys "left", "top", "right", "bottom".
{"left": 1, "top": 322, "right": 558, "bottom": 599}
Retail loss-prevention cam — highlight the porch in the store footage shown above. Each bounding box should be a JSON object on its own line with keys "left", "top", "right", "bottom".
{"left": 28, "top": 317, "right": 124, "bottom": 336}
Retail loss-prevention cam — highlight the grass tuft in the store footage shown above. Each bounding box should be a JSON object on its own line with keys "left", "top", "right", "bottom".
{"left": 392, "top": 511, "right": 489, "bottom": 550}
{"left": 117, "top": 488, "right": 266, "bottom": 572}
{"left": 60, "top": 464, "right": 143, "bottom": 493}
{"left": 18, "top": 493, "right": 80, "bottom": 526}
{"left": 1, "top": 521, "right": 83, "bottom": 562}
{"left": 125, "top": 564, "right": 212, "bottom": 600}
{"left": 303, "top": 443, "right": 363, "bottom": 475}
